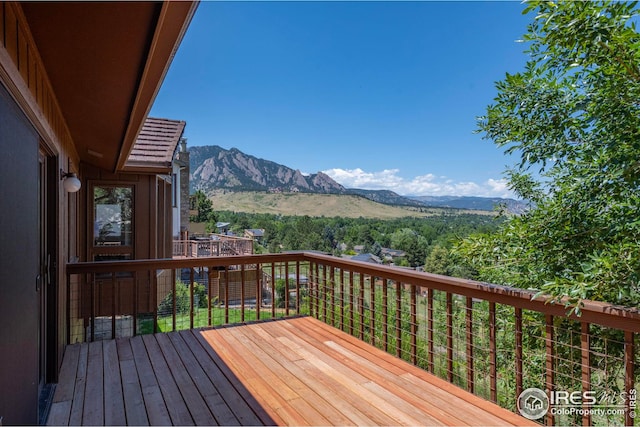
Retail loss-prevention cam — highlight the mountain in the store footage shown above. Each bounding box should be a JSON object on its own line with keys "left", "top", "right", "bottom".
{"left": 410, "top": 195, "right": 528, "bottom": 214}
{"left": 190, "top": 145, "right": 346, "bottom": 194}
{"left": 189, "top": 145, "right": 524, "bottom": 213}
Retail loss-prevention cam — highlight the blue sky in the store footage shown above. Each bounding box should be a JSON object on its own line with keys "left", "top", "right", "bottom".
{"left": 150, "top": 1, "right": 532, "bottom": 198}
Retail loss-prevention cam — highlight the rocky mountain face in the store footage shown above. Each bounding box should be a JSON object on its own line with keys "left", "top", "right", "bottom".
{"left": 190, "top": 145, "right": 347, "bottom": 194}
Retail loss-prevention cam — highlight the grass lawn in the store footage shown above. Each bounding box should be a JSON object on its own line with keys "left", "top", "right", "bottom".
{"left": 138, "top": 306, "right": 294, "bottom": 334}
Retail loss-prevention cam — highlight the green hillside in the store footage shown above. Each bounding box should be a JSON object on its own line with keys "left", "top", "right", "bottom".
{"left": 207, "top": 191, "right": 493, "bottom": 219}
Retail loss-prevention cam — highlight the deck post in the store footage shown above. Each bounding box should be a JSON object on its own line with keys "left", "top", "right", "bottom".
{"left": 466, "top": 296, "right": 474, "bottom": 393}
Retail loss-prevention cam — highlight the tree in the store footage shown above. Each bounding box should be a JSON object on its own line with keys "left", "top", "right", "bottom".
{"left": 457, "top": 1, "right": 640, "bottom": 310}
{"left": 190, "top": 190, "right": 216, "bottom": 223}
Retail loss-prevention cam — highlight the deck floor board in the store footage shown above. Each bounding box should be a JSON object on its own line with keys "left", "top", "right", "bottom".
{"left": 48, "top": 316, "right": 536, "bottom": 426}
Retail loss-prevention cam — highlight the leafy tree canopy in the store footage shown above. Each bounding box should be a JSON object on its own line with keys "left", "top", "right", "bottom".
{"left": 457, "top": 1, "right": 640, "bottom": 310}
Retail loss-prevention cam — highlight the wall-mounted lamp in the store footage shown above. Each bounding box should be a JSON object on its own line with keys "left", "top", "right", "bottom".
{"left": 60, "top": 169, "right": 81, "bottom": 193}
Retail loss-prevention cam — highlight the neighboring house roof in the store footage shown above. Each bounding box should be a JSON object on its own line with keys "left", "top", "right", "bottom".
{"left": 216, "top": 222, "right": 231, "bottom": 229}
{"left": 245, "top": 229, "right": 265, "bottom": 238}
{"left": 124, "top": 117, "right": 186, "bottom": 173}
{"left": 351, "top": 253, "right": 383, "bottom": 264}
{"left": 381, "top": 248, "right": 407, "bottom": 258}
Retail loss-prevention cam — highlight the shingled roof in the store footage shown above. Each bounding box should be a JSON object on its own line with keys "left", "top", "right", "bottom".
{"left": 124, "top": 117, "right": 186, "bottom": 173}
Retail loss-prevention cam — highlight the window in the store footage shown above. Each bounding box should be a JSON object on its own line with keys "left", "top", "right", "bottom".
{"left": 92, "top": 185, "right": 133, "bottom": 261}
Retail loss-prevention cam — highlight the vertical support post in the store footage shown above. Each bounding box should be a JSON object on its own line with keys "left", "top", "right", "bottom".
{"left": 134, "top": 272, "right": 140, "bottom": 336}
{"left": 224, "top": 266, "right": 230, "bottom": 324}
{"left": 427, "top": 288, "right": 434, "bottom": 373}
{"left": 171, "top": 269, "right": 176, "bottom": 332}
{"left": 489, "top": 302, "right": 497, "bottom": 403}
{"left": 466, "top": 297, "right": 474, "bottom": 393}
{"left": 66, "top": 274, "right": 71, "bottom": 344}
{"left": 284, "top": 261, "right": 290, "bottom": 317}
{"left": 515, "top": 307, "right": 523, "bottom": 398}
{"left": 322, "top": 264, "right": 327, "bottom": 323}
{"left": 545, "top": 314, "right": 555, "bottom": 427}
{"left": 152, "top": 270, "right": 159, "bottom": 335}
{"left": 271, "top": 262, "right": 276, "bottom": 318}
{"left": 446, "top": 292, "right": 453, "bottom": 383}
{"left": 358, "top": 273, "right": 365, "bottom": 341}
{"left": 111, "top": 272, "right": 116, "bottom": 340}
{"left": 189, "top": 268, "right": 195, "bottom": 330}
{"left": 295, "top": 262, "right": 300, "bottom": 315}
{"left": 369, "top": 276, "right": 376, "bottom": 346}
{"left": 411, "top": 284, "right": 417, "bottom": 366}
{"left": 241, "top": 264, "right": 246, "bottom": 322}
{"left": 207, "top": 267, "right": 212, "bottom": 326}
{"left": 256, "top": 263, "right": 262, "bottom": 321}
{"left": 382, "top": 279, "right": 389, "bottom": 353}
{"left": 624, "top": 331, "right": 635, "bottom": 427}
{"left": 330, "top": 266, "right": 335, "bottom": 326}
{"left": 90, "top": 274, "right": 95, "bottom": 342}
{"left": 339, "top": 269, "right": 345, "bottom": 331}
{"left": 581, "top": 322, "right": 591, "bottom": 427}
{"left": 396, "top": 281, "right": 402, "bottom": 359}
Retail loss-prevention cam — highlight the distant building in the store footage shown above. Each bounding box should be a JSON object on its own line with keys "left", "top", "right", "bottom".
{"left": 216, "top": 222, "right": 231, "bottom": 234}
{"left": 245, "top": 229, "right": 265, "bottom": 241}
{"left": 351, "top": 253, "right": 383, "bottom": 264}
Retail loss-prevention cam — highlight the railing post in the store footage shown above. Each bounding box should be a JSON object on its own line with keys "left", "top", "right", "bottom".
{"left": 271, "top": 262, "right": 276, "bottom": 319}
{"left": 348, "top": 270, "right": 354, "bottom": 336}
{"left": 224, "top": 266, "right": 230, "bottom": 324}
{"left": 358, "top": 273, "right": 365, "bottom": 341}
{"left": 295, "top": 262, "right": 300, "bottom": 315}
{"left": 396, "top": 281, "right": 402, "bottom": 359}
{"left": 111, "top": 272, "right": 116, "bottom": 340}
{"left": 152, "top": 270, "right": 159, "bottom": 334}
{"left": 545, "top": 314, "right": 555, "bottom": 427}
{"left": 382, "top": 278, "right": 388, "bottom": 353}
{"left": 241, "top": 264, "right": 246, "bottom": 322}
{"left": 427, "top": 288, "right": 434, "bottom": 373}
{"left": 411, "top": 284, "right": 417, "bottom": 366}
{"left": 466, "top": 297, "right": 474, "bottom": 393}
{"left": 515, "top": 307, "right": 523, "bottom": 399}
{"left": 580, "top": 322, "right": 591, "bottom": 427}
{"left": 489, "top": 301, "right": 497, "bottom": 403}
{"left": 207, "top": 267, "right": 212, "bottom": 326}
{"left": 369, "top": 276, "right": 376, "bottom": 346}
{"left": 90, "top": 274, "right": 95, "bottom": 342}
{"left": 339, "top": 268, "right": 345, "bottom": 331}
{"left": 189, "top": 267, "right": 195, "bottom": 330}
{"left": 446, "top": 292, "right": 453, "bottom": 383}
{"left": 66, "top": 274, "right": 71, "bottom": 344}
{"left": 322, "top": 264, "right": 327, "bottom": 323}
{"left": 624, "top": 331, "right": 635, "bottom": 427}
{"left": 284, "top": 261, "right": 289, "bottom": 317}
{"left": 256, "top": 263, "right": 262, "bottom": 321}
{"left": 171, "top": 269, "right": 176, "bottom": 331}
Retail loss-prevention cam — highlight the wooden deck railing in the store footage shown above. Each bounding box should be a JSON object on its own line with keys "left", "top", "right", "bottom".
{"left": 172, "top": 234, "right": 253, "bottom": 258}
{"left": 66, "top": 252, "right": 639, "bottom": 426}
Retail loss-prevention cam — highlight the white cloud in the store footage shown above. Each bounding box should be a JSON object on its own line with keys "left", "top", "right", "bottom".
{"left": 323, "top": 168, "right": 514, "bottom": 198}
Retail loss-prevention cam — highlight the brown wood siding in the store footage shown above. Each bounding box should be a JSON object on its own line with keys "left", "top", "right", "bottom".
{"left": 0, "top": 3, "right": 77, "bottom": 163}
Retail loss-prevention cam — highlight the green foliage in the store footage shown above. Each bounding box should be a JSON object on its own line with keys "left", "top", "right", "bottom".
{"left": 217, "top": 210, "right": 500, "bottom": 269}
{"left": 190, "top": 190, "right": 217, "bottom": 223}
{"left": 158, "top": 281, "right": 208, "bottom": 315}
{"left": 460, "top": 0, "right": 640, "bottom": 308}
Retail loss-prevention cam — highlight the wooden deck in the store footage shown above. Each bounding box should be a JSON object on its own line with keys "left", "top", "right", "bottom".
{"left": 47, "top": 316, "right": 535, "bottom": 426}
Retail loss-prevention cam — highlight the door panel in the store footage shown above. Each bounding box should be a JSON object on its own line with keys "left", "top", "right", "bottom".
{"left": 0, "top": 83, "right": 40, "bottom": 424}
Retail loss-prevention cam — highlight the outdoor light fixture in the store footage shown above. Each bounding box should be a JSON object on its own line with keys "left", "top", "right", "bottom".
{"left": 60, "top": 169, "right": 81, "bottom": 193}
